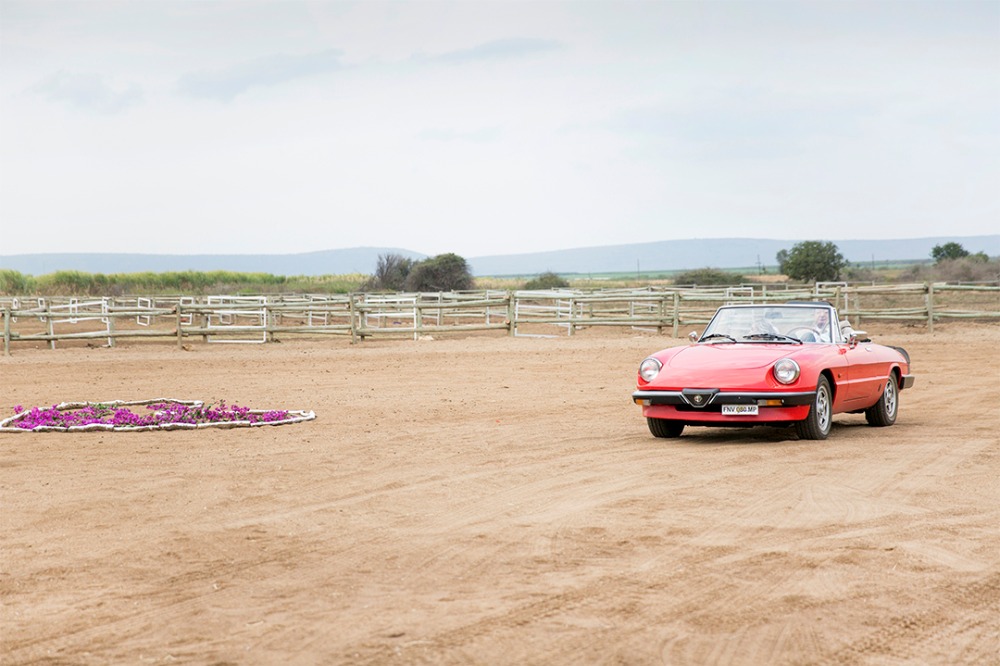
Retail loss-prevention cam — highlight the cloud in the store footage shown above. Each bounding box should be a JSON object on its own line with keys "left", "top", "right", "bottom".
{"left": 177, "top": 48, "right": 345, "bottom": 101}
{"left": 431, "top": 38, "right": 563, "bottom": 64}
{"left": 417, "top": 127, "right": 503, "bottom": 143}
{"left": 175, "top": 39, "right": 560, "bottom": 102}
{"left": 30, "top": 71, "right": 143, "bottom": 114}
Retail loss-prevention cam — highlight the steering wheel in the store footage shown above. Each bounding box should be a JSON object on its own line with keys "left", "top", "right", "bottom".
{"left": 787, "top": 326, "right": 822, "bottom": 342}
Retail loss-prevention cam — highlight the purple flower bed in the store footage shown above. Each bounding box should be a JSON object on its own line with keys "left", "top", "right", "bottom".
{"left": 2, "top": 400, "right": 303, "bottom": 432}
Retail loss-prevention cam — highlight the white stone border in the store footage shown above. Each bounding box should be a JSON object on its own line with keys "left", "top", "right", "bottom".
{"left": 0, "top": 398, "right": 316, "bottom": 433}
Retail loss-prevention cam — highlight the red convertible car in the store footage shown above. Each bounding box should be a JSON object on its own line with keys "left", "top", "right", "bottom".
{"left": 632, "top": 302, "right": 914, "bottom": 440}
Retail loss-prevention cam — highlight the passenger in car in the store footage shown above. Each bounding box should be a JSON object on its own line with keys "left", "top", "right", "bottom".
{"left": 749, "top": 309, "right": 779, "bottom": 336}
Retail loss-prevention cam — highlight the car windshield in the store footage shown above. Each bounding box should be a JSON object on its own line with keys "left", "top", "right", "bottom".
{"left": 701, "top": 305, "right": 837, "bottom": 343}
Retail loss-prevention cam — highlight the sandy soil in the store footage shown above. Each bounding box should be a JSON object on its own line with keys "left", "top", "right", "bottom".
{"left": 2, "top": 324, "right": 998, "bottom": 665}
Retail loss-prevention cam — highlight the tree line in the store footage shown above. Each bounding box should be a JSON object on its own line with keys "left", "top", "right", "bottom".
{"left": 775, "top": 240, "right": 995, "bottom": 283}
{"left": 0, "top": 269, "right": 364, "bottom": 297}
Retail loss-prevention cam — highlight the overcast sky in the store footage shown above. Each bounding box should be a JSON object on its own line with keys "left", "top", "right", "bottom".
{"left": 1, "top": 0, "right": 997, "bottom": 258}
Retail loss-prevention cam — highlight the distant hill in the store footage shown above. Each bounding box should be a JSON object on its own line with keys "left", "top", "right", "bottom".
{"left": 468, "top": 236, "right": 1000, "bottom": 276}
{"left": 1, "top": 236, "right": 997, "bottom": 278}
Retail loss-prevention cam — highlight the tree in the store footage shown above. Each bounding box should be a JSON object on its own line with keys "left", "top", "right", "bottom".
{"left": 931, "top": 242, "right": 970, "bottom": 263}
{"left": 364, "top": 253, "right": 415, "bottom": 291}
{"left": 404, "top": 253, "right": 474, "bottom": 292}
{"left": 776, "top": 241, "right": 846, "bottom": 282}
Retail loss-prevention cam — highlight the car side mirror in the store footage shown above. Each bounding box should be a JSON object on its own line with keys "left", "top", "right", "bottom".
{"left": 688, "top": 331, "right": 699, "bottom": 343}
{"left": 848, "top": 333, "right": 858, "bottom": 349}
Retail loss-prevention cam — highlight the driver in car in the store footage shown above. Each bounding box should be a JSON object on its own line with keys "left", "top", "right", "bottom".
{"left": 812, "top": 308, "right": 832, "bottom": 342}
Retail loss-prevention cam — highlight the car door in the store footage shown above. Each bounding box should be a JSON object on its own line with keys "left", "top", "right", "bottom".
{"left": 841, "top": 341, "right": 883, "bottom": 403}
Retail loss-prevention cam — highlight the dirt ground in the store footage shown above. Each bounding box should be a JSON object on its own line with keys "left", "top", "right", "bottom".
{"left": 2, "top": 324, "right": 998, "bottom": 665}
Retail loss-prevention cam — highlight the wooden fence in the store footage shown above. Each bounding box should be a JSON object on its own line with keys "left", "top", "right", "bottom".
{"left": 2, "top": 283, "right": 998, "bottom": 355}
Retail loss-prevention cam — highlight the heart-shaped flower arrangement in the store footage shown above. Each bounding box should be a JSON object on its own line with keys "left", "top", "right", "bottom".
{"left": 0, "top": 399, "right": 315, "bottom": 432}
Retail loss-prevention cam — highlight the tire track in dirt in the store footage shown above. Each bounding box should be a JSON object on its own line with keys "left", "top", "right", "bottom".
{"left": 333, "top": 428, "right": 990, "bottom": 663}
{"left": 7, "top": 441, "right": 664, "bottom": 661}
{"left": 3, "top": 530, "right": 335, "bottom": 660}
{"left": 817, "top": 572, "right": 1000, "bottom": 666}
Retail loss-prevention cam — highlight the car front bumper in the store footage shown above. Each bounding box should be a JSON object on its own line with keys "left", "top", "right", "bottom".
{"left": 632, "top": 388, "right": 816, "bottom": 424}
{"left": 633, "top": 389, "right": 816, "bottom": 407}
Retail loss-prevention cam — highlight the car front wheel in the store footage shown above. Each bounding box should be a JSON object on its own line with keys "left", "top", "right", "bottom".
{"left": 647, "top": 418, "right": 684, "bottom": 438}
{"left": 795, "top": 376, "right": 832, "bottom": 440}
{"left": 865, "top": 373, "right": 898, "bottom": 427}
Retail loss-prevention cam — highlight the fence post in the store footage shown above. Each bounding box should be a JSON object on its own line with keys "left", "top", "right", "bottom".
{"left": 107, "top": 310, "right": 116, "bottom": 348}
{"left": 3, "top": 307, "right": 10, "bottom": 357}
{"left": 266, "top": 302, "right": 276, "bottom": 343}
{"left": 672, "top": 292, "right": 680, "bottom": 338}
{"left": 507, "top": 291, "right": 516, "bottom": 337}
{"left": 925, "top": 283, "right": 935, "bottom": 333}
{"left": 176, "top": 305, "right": 183, "bottom": 349}
{"left": 349, "top": 293, "right": 358, "bottom": 344}
{"left": 47, "top": 302, "right": 55, "bottom": 350}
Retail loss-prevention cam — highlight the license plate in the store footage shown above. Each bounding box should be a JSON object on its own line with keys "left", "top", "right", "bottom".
{"left": 722, "top": 404, "right": 758, "bottom": 416}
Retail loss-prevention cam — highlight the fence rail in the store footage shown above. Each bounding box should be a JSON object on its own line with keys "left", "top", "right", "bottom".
{"left": 2, "top": 283, "right": 998, "bottom": 355}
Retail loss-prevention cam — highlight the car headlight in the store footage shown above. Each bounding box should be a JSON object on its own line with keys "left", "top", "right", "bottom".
{"left": 639, "top": 357, "right": 662, "bottom": 382}
{"left": 773, "top": 358, "right": 800, "bottom": 385}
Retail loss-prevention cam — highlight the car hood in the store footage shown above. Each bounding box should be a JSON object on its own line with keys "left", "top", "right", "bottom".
{"left": 666, "top": 343, "right": 804, "bottom": 370}
{"left": 644, "top": 343, "right": 821, "bottom": 391}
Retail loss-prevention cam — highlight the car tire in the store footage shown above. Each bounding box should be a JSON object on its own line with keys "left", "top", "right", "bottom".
{"left": 647, "top": 418, "right": 684, "bottom": 438}
{"left": 795, "top": 375, "right": 832, "bottom": 440}
{"left": 865, "top": 373, "right": 898, "bottom": 427}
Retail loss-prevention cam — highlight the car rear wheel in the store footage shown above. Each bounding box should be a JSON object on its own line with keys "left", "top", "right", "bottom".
{"left": 865, "top": 373, "right": 898, "bottom": 427}
{"left": 795, "top": 376, "right": 832, "bottom": 440}
{"left": 647, "top": 418, "right": 684, "bottom": 438}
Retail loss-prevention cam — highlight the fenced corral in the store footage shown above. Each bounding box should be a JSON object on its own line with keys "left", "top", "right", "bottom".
{"left": 2, "top": 283, "right": 998, "bottom": 354}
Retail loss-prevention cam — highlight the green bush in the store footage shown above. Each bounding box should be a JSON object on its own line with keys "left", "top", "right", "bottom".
{"left": 524, "top": 271, "right": 570, "bottom": 290}
{"left": 905, "top": 257, "right": 1000, "bottom": 284}
{"left": 404, "top": 253, "right": 474, "bottom": 292}
{"left": 671, "top": 268, "right": 744, "bottom": 286}
{"left": 0, "top": 270, "right": 35, "bottom": 295}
